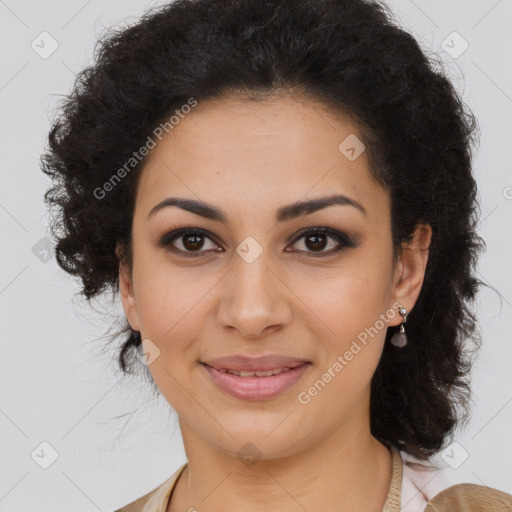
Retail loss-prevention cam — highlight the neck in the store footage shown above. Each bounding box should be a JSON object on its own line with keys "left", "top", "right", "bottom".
{"left": 168, "top": 400, "right": 393, "bottom": 512}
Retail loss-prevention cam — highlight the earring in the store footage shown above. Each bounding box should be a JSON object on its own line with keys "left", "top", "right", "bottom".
{"left": 390, "top": 307, "right": 408, "bottom": 347}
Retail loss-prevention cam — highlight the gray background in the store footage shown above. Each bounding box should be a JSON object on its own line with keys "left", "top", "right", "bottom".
{"left": 0, "top": 0, "right": 511, "bottom": 510}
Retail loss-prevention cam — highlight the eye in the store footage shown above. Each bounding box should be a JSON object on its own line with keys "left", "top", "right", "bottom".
{"left": 158, "top": 226, "right": 358, "bottom": 258}
{"left": 158, "top": 228, "right": 221, "bottom": 256}
{"left": 287, "top": 227, "right": 357, "bottom": 257}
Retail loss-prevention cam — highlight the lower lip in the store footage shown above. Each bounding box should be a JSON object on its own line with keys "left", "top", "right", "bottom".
{"left": 202, "top": 362, "right": 311, "bottom": 401}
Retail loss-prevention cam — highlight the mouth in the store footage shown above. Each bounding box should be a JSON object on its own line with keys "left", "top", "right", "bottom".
{"left": 207, "top": 365, "right": 299, "bottom": 377}
{"left": 200, "top": 361, "right": 312, "bottom": 401}
{"left": 201, "top": 354, "right": 310, "bottom": 372}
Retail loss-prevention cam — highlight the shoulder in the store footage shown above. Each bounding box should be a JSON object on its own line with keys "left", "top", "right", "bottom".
{"left": 115, "top": 463, "right": 188, "bottom": 512}
{"left": 115, "top": 491, "right": 152, "bottom": 512}
{"left": 425, "top": 483, "right": 512, "bottom": 511}
{"left": 396, "top": 446, "right": 512, "bottom": 512}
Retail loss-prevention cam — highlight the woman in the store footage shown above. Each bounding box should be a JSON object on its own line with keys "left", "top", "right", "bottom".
{"left": 40, "top": 0, "right": 512, "bottom": 510}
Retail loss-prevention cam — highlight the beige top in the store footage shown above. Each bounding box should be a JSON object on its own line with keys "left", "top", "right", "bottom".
{"left": 116, "top": 444, "right": 512, "bottom": 512}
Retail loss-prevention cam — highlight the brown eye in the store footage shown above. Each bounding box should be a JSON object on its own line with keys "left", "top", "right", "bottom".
{"left": 181, "top": 233, "right": 206, "bottom": 251}
{"left": 288, "top": 228, "right": 358, "bottom": 257}
{"left": 303, "top": 233, "right": 329, "bottom": 252}
{"left": 158, "top": 228, "right": 220, "bottom": 256}
{"left": 158, "top": 226, "right": 358, "bottom": 258}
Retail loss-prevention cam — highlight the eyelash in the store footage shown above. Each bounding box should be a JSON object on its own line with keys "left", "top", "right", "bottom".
{"left": 157, "top": 227, "right": 358, "bottom": 258}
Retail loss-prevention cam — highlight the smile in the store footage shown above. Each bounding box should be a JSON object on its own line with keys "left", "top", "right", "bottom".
{"left": 201, "top": 362, "right": 311, "bottom": 401}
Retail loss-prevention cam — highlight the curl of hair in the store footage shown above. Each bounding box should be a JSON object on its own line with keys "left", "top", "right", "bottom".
{"left": 41, "top": 0, "right": 486, "bottom": 460}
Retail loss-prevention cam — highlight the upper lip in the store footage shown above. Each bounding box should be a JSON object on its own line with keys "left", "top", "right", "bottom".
{"left": 201, "top": 354, "right": 310, "bottom": 372}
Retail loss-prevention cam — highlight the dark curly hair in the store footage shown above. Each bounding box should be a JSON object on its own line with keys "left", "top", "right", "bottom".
{"left": 40, "top": 0, "right": 486, "bottom": 460}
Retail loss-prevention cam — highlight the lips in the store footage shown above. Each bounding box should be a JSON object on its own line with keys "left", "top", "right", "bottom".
{"left": 201, "top": 354, "right": 310, "bottom": 372}
{"left": 202, "top": 360, "right": 312, "bottom": 400}
{"left": 215, "top": 367, "right": 295, "bottom": 377}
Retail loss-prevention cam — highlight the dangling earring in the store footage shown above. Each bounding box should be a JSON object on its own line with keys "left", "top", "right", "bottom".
{"left": 390, "top": 307, "right": 408, "bottom": 347}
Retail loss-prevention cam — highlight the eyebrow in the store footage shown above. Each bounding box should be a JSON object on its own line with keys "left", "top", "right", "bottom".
{"left": 147, "top": 194, "right": 367, "bottom": 222}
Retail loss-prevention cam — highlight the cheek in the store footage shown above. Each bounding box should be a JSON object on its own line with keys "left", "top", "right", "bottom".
{"left": 298, "top": 251, "right": 393, "bottom": 373}
{"left": 132, "top": 263, "right": 211, "bottom": 399}
{"left": 136, "top": 278, "right": 208, "bottom": 343}
{"left": 298, "top": 277, "right": 391, "bottom": 421}
{"left": 296, "top": 254, "right": 392, "bottom": 335}
{"left": 131, "top": 246, "right": 212, "bottom": 347}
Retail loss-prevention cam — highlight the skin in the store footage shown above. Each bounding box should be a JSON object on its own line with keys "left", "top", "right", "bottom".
{"left": 118, "top": 92, "right": 432, "bottom": 512}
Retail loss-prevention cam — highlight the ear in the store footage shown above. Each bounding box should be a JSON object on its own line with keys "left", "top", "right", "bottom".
{"left": 388, "top": 223, "right": 432, "bottom": 327}
{"left": 116, "top": 244, "right": 141, "bottom": 332}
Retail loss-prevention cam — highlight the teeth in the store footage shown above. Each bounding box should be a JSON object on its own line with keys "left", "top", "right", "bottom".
{"left": 219, "top": 367, "right": 294, "bottom": 377}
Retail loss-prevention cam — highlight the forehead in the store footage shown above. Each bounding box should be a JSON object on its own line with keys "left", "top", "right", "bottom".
{"left": 135, "top": 93, "right": 389, "bottom": 225}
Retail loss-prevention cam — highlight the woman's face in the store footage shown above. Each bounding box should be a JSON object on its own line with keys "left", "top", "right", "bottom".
{"left": 119, "top": 93, "right": 430, "bottom": 460}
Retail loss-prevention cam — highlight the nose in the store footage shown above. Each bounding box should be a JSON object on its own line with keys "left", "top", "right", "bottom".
{"left": 216, "top": 248, "right": 292, "bottom": 339}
